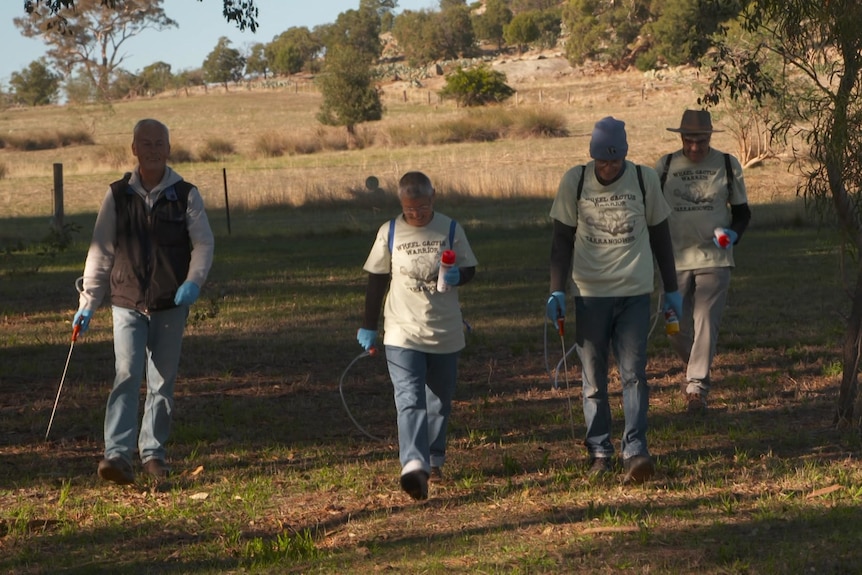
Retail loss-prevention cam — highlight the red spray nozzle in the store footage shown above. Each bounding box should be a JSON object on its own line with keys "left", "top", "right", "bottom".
{"left": 71, "top": 323, "right": 81, "bottom": 343}
{"left": 556, "top": 317, "right": 565, "bottom": 337}
{"left": 441, "top": 250, "right": 456, "bottom": 265}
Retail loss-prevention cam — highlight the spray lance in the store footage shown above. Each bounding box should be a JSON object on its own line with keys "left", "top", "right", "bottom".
{"left": 45, "top": 277, "right": 86, "bottom": 441}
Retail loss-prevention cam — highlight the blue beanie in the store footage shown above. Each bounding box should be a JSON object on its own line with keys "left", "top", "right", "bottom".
{"left": 589, "top": 116, "right": 628, "bottom": 161}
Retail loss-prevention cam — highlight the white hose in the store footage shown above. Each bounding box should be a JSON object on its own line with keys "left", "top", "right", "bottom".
{"left": 338, "top": 349, "right": 386, "bottom": 442}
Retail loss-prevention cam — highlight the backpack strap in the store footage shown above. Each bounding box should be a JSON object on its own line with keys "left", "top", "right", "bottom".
{"left": 635, "top": 164, "right": 646, "bottom": 200}
{"left": 724, "top": 153, "right": 733, "bottom": 195}
{"left": 576, "top": 165, "right": 586, "bottom": 201}
{"left": 388, "top": 218, "right": 396, "bottom": 253}
{"left": 659, "top": 154, "right": 672, "bottom": 189}
{"left": 387, "top": 217, "right": 458, "bottom": 253}
{"left": 577, "top": 164, "right": 646, "bottom": 201}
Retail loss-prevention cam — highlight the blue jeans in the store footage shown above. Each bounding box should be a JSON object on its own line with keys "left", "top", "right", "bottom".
{"left": 106, "top": 305, "right": 188, "bottom": 464}
{"left": 574, "top": 294, "right": 650, "bottom": 460}
{"left": 385, "top": 346, "right": 459, "bottom": 472}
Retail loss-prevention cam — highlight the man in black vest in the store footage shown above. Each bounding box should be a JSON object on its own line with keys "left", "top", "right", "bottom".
{"left": 74, "top": 118, "right": 215, "bottom": 484}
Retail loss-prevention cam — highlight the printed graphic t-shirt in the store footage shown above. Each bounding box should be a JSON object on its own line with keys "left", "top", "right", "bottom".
{"left": 363, "top": 212, "right": 478, "bottom": 353}
{"left": 657, "top": 148, "right": 749, "bottom": 271}
{"left": 550, "top": 161, "right": 671, "bottom": 297}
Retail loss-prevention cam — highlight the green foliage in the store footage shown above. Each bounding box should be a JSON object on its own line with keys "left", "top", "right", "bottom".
{"left": 436, "top": 1, "right": 476, "bottom": 59}
{"left": 439, "top": 65, "right": 515, "bottom": 107}
{"left": 137, "top": 61, "right": 173, "bottom": 95}
{"left": 316, "top": 46, "right": 383, "bottom": 135}
{"left": 266, "top": 27, "right": 323, "bottom": 76}
{"left": 473, "top": 0, "right": 513, "bottom": 49}
{"left": 504, "top": 12, "right": 540, "bottom": 52}
{"left": 63, "top": 70, "right": 97, "bottom": 104}
{"left": 244, "top": 43, "right": 269, "bottom": 78}
{"left": 562, "top": 0, "right": 648, "bottom": 68}
{"left": 643, "top": 0, "right": 742, "bottom": 67}
{"left": 202, "top": 36, "right": 246, "bottom": 88}
{"left": 242, "top": 530, "right": 320, "bottom": 567}
{"left": 392, "top": 10, "right": 440, "bottom": 66}
{"left": 9, "top": 59, "right": 61, "bottom": 106}
{"left": 15, "top": 0, "right": 177, "bottom": 100}
{"left": 322, "top": 7, "right": 382, "bottom": 61}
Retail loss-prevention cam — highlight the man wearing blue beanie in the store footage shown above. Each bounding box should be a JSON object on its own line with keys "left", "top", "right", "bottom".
{"left": 546, "top": 116, "right": 682, "bottom": 484}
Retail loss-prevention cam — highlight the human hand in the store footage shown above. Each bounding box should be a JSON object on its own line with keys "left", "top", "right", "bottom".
{"left": 444, "top": 266, "right": 460, "bottom": 286}
{"left": 356, "top": 328, "right": 378, "bottom": 351}
{"left": 713, "top": 228, "right": 738, "bottom": 249}
{"left": 663, "top": 290, "right": 683, "bottom": 320}
{"left": 174, "top": 281, "right": 200, "bottom": 306}
{"left": 546, "top": 291, "right": 566, "bottom": 322}
{"left": 73, "top": 308, "right": 93, "bottom": 333}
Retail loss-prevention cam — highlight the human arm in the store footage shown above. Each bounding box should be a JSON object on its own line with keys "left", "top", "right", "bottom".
{"left": 443, "top": 265, "right": 475, "bottom": 287}
{"left": 77, "top": 189, "right": 117, "bottom": 318}
{"left": 728, "top": 202, "right": 751, "bottom": 244}
{"left": 184, "top": 186, "right": 215, "bottom": 287}
{"left": 357, "top": 272, "right": 389, "bottom": 350}
{"left": 362, "top": 273, "right": 390, "bottom": 330}
{"left": 547, "top": 219, "right": 575, "bottom": 320}
{"left": 648, "top": 219, "right": 678, "bottom": 293}
{"left": 550, "top": 219, "right": 575, "bottom": 293}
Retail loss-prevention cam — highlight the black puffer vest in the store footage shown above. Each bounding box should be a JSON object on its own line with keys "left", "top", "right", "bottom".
{"left": 109, "top": 173, "right": 193, "bottom": 313}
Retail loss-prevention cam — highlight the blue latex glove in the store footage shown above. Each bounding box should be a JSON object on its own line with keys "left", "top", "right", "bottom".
{"left": 443, "top": 266, "right": 460, "bottom": 286}
{"left": 174, "top": 281, "right": 200, "bottom": 306}
{"left": 663, "top": 290, "right": 683, "bottom": 320}
{"left": 73, "top": 308, "right": 93, "bottom": 333}
{"left": 546, "top": 291, "right": 566, "bottom": 322}
{"left": 356, "top": 328, "right": 377, "bottom": 351}
{"left": 713, "top": 228, "right": 738, "bottom": 249}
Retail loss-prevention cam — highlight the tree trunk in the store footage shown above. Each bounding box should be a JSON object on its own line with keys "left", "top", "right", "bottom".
{"left": 836, "top": 260, "right": 862, "bottom": 427}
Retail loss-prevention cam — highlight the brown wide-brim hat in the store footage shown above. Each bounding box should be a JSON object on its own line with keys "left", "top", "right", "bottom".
{"left": 667, "top": 109, "right": 723, "bottom": 134}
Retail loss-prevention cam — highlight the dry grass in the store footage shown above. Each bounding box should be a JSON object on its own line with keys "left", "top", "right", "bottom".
{"left": 0, "top": 63, "right": 803, "bottom": 219}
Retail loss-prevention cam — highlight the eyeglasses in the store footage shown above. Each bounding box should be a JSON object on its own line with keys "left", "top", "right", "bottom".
{"left": 682, "top": 136, "right": 710, "bottom": 146}
{"left": 402, "top": 205, "right": 433, "bottom": 215}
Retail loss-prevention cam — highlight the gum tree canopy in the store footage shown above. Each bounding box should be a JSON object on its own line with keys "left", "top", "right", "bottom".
{"left": 24, "top": 0, "right": 260, "bottom": 32}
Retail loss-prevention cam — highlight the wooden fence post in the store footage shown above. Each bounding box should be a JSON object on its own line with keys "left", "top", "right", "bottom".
{"left": 52, "top": 163, "right": 64, "bottom": 232}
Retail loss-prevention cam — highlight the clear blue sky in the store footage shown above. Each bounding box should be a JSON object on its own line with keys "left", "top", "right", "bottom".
{"left": 0, "top": 0, "right": 436, "bottom": 85}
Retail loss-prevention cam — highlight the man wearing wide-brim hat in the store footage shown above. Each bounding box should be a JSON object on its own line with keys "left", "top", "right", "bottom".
{"left": 656, "top": 109, "right": 752, "bottom": 414}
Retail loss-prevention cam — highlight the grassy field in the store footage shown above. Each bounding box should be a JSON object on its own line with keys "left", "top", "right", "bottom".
{"left": 2, "top": 64, "right": 860, "bottom": 574}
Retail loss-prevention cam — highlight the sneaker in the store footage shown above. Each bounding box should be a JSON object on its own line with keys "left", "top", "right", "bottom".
{"left": 98, "top": 457, "right": 135, "bottom": 485}
{"left": 429, "top": 466, "right": 444, "bottom": 483}
{"left": 400, "top": 469, "right": 429, "bottom": 500}
{"left": 686, "top": 393, "right": 707, "bottom": 413}
{"left": 588, "top": 457, "right": 612, "bottom": 477}
{"left": 143, "top": 459, "right": 170, "bottom": 479}
{"left": 622, "top": 455, "right": 655, "bottom": 484}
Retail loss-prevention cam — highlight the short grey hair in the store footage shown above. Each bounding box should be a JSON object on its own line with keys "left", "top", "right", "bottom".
{"left": 132, "top": 118, "right": 170, "bottom": 143}
{"left": 398, "top": 171, "right": 434, "bottom": 200}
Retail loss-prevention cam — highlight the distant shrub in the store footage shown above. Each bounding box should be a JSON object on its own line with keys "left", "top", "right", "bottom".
{"left": 439, "top": 66, "right": 515, "bottom": 107}
{"left": 511, "top": 109, "right": 569, "bottom": 138}
{"left": 198, "top": 138, "right": 235, "bottom": 162}
{"left": 0, "top": 162, "right": 7, "bottom": 180}
{"left": 98, "top": 144, "right": 131, "bottom": 169}
{"left": 436, "top": 116, "right": 503, "bottom": 143}
{"left": 253, "top": 131, "right": 288, "bottom": 157}
{"left": 169, "top": 143, "right": 195, "bottom": 164}
{"left": 2, "top": 129, "right": 92, "bottom": 151}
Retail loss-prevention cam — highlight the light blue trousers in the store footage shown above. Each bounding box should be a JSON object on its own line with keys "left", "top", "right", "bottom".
{"left": 669, "top": 267, "right": 732, "bottom": 398}
{"left": 105, "top": 305, "right": 188, "bottom": 465}
{"left": 385, "top": 346, "right": 459, "bottom": 472}
{"left": 575, "top": 294, "right": 651, "bottom": 461}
